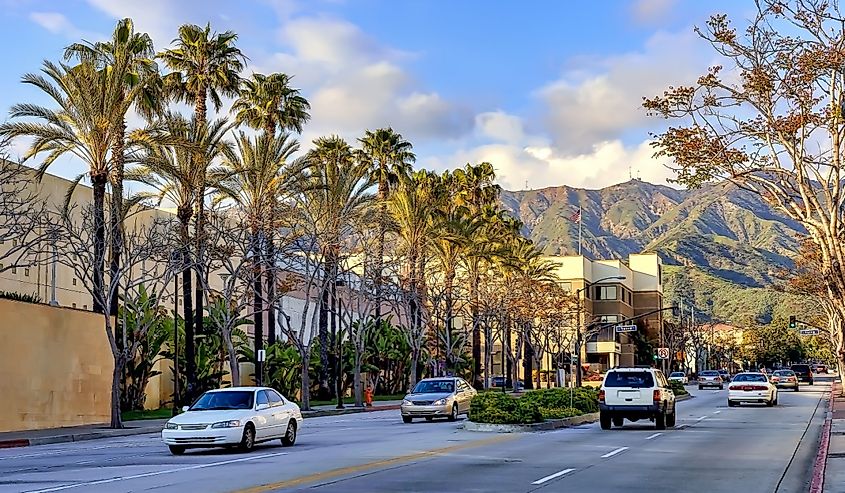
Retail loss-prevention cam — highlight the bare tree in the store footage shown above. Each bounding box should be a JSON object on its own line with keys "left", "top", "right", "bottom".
{"left": 47, "top": 205, "right": 179, "bottom": 428}
{"left": 0, "top": 152, "right": 46, "bottom": 274}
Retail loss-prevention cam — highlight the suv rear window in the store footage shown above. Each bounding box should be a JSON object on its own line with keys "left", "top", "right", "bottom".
{"left": 791, "top": 365, "right": 810, "bottom": 372}
{"left": 604, "top": 371, "right": 655, "bottom": 388}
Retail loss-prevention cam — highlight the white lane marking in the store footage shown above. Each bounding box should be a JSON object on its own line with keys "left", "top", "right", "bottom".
{"left": 531, "top": 468, "right": 575, "bottom": 485}
{"left": 677, "top": 424, "right": 689, "bottom": 429}
{"left": 713, "top": 410, "right": 721, "bottom": 414}
{"left": 696, "top": 416, "right": 707, "bottom": 421}
{"left": 25, "top": 452, "right": 288, "bottom": 493}
{"left": 645, "top": 433, "right": 662, "bottom": 440}
{"left": 600, "top": 447, "right": 628, "bottom": 458}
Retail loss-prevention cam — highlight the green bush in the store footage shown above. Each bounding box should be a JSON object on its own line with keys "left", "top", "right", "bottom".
{"left": 521, "top": 387, "right": 599, "bottom": 414}
{"left": 539, "top": 406, "right": 582, "bottom": 420}
{"left": 668, "top": 380, "right": 689, "bottom": 396}
{"left": 0, "top": 291, "right": 42, "bottom": 304}
{"left": 469, "top": 392, "right": 542, "bottom": 424}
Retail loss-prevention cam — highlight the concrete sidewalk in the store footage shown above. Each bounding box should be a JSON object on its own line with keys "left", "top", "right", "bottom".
{"left": 0, "top": 400, "right": 402, "bottom": 449}
{"left": 823, "top": 380, "right": 844, "bottom": 493}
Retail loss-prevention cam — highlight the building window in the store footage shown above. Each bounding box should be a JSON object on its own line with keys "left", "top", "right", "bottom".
{"left": 11, "top": 267, "right": 16, "bottom": 274}
{"left": 658, "top": 263, "right": 662, "bottom": 285}
{"left": 72, "top": 303, "right": 77, "bottom": 308}
{"left": 24, "top": 268, "right": 29, "bottom": 277}
{"left": 595, "top": 285, "right": 617, "bottom": 300}
{"left": 72, "top": 278, "right": 77, "bottom": 286}
{"left": 599, "top": 315, "right": 619, "bottom": 323}
{"left": 83, "top": 304, "right": 87, "bottom": 310}
{"left": 560, "top": 282, "right": 572, "bottom": 293}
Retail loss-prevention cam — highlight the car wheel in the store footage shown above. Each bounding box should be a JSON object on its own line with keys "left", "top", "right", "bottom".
{"left": 795, "top": 386, "right": 800, "bottom": 392}
{"left": 281, "top": 420, "right": 297, "bottom": 447}
{"left": 447, "top": 404, "right": 458, "bottom": 422}
{"left": 655, "top": 411, "right": 666, "bottom": 430}
{"left": 666, "top": 410, "right": 676, "bottom": 427}
{"left": 773, "top": 393, "right": 778, "bottom": 406}
{"left": 728, "top": 400, "right": 737, "bottom": 407}
{"left": 612, "top": 417, "right": 623, "bottom": 427}
{"left": 698, "top": 385, "right": 703, "bottom": 390}
{"left": 766, "top": 397, "right": 774, "bottom": 407}
{"left": 240, "top": 424, "right": 256, "bottom": 451}
{"left": 425, "top": 417, "right": 434, "bottom": 422}
{"left": 719, "top": 385, "right": 724, "bottom": 390}
{"left": 600, "top": 412, "right": 612, "bottom": 430}
{"left": 168, "top": 445, "right": 185, "bottom": 455}
{"left": 402, "top": 416, "right": 412, "bottom": 423}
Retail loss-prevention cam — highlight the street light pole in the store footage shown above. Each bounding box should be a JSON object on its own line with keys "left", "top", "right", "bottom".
{"left": 574, "top": 275, "right": 626, "bottom": 387}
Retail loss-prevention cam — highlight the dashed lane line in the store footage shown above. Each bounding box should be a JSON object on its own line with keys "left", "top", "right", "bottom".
{"left": 531, "top": 468, "right": 576, "bottom": 485}
{"left": 600, "top": 447, "right": 628, "bottom": 458}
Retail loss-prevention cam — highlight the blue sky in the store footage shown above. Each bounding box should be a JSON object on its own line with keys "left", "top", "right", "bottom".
{"left": 0, "top": 0, "right": 751, "bottom": 190}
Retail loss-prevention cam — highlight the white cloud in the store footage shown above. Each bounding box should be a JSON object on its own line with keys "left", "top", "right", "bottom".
{"left": 29, "top": 11, "right": 99, "bottom": 40}
{"left": 538, "top": 29, "right": 706, "bottom": 154}
{"left": 631, "top": 0, "right": 678, "bottom": 25}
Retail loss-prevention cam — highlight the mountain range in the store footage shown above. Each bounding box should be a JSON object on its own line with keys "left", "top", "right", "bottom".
{"left": 500, "top": 179, "right": 807, "bottom": 288}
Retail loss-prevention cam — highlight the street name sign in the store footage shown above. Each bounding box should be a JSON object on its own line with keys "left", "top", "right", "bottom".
{"left": 615, "top": 325, "right": 637, "bottom": 333}
{"left": 800, "top": 328, "right": 820, "bottom": 336}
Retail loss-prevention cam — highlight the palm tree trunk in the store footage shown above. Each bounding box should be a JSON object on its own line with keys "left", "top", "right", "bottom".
{"left": 374, "top": 177, "right": 388, "bottom": 327}
{"left": 252, "top": 231, "right": 264, "bottom": 385}
{"left": 445, "top": 264, "right": 455, "bottom": 373}
{"left": 91, "top": 173, "right": 108, "bottom": 314}
{"left": 266, "top": 235, "right": 276, "bottom": 347}
{"left": 109, "top": 121, "right": 126, "bottom": 320}
{"left": 193, "top": 84, "right": 208, "bottom": 391}
{"left": 471, "top": 269, "right": 481, "bottom": 388}
{"left": 300, "top": 346, "right": 311, "bottom": 410}
{"left": 523, "top": 326, "right": 534, "bottom": 390}
{"left": 177, "top": 208, "right": 195, "bottom": 401}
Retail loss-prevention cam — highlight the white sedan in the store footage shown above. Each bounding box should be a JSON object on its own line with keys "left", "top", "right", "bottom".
{"left": 727, "top": 372, "right": 778, "bottom": 407}
{"left": 161, "top": 387, "right": 302, "bottom": 455}
{"left": 668, "top": 372, "right": 689, "bottom": 385}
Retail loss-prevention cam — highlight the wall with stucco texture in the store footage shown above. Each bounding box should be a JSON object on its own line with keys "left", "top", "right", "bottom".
{"left": 0, "top": 299, "right": 112, "bottom": 432}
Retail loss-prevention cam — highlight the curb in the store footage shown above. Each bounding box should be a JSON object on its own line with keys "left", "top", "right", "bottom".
{"left": 809, "top": 382, "right": 838, "bottom": 493}
{"left": 462, "top": 412, "right": 600, "bottom": 433}
{"left": 0, "top": 405, "right": 402, "bottom": 449}
{"left": 675, "top": 393, "right": 693, "bottom": 402}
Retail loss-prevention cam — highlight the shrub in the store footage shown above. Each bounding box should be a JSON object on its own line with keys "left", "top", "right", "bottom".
{"left": 668, "top": 380, "right": 688, "bottom": 396}
{"left": 0, "top": 291, "right": 42, "bottom": 304}
{"left": 521, "top": 387, "right": 599, "bottom": 414}
{"left": 539, "top": 406, "right": 582, "bottom": 420}
{"left": 469, "top": 392, "right": 542, "bottom": 424}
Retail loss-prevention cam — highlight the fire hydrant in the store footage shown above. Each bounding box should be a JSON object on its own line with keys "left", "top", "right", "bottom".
{"left": 364, "top": 387, "right": 374, "bottom": 407}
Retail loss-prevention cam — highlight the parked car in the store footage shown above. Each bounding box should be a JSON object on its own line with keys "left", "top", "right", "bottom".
{"left": 815, "top": 364, "right": 828, "bottom": 374}
{"left": 718, "top": 369, "right": 731, "bottom": 382}
{"left": 728, "top": 372, "right": 778, "bottom": 407}
{"left": 698, "top": 370, "right": 724, "bottom": 390}
{"left": 770, "top": 369, "right": 799, "bottom": 391}
{"left": 161, "top": 387, "right": 302, "bottom": 455}
{"left": 401, "top": 377, "right": 477, "bottom": 423}
{"left": 668, "top": 372, "right": 688, "bottom": 385}
{"left": 790, "top": 364, "right": 814, "bottom": 385}
{"left": 489, "top": 376, "right": 525, "bottom": 391}
{"left": 599, "top": 367, "right": 676, "bottom": 430}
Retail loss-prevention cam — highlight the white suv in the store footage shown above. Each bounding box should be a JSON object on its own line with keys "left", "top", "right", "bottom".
{"left": 599, "top": 367, "right": 676, "bottom": 430}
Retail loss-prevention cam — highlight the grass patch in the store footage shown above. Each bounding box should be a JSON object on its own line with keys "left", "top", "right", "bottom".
{"left": 121, "top": 408, "right": 174, "bottom": 421}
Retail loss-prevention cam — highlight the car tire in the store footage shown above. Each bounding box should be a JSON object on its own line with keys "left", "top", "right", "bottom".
{"left": 795, "top": 386, "right": 799, "bottom": 392}
{"left": 425, "top": 417, "right": 434, "bottom": 422}
{"left": 728, "top": 400, "right": 737, "bottom": 407}
{"left": 655, "top": 411, "right": 666, "bottom": 430}
{"left": 281, "top": 420, "right": 297, "bottom": 447}
{"left": 698, "top": 385, "right": 704, "bottom": 390}
{"left": 666, "top": 410, "right": 676, "bottom": 427}
{"left": 447, "top": 404, "right": 458, "bottom": 422}
{"left": 168, "top": 445, "right": 185, "bottom": 455}
{"left": 600, "top": 412, "right": 612, "bottom": 430}
{"left": 719, "top": 385, "right": 724, "bottom": 390}
{"left": 402, "top": 416, "right": 412, "bottom": 423}
{"left": 773, "top": 394, "right": 778, "bottom": 406}
{"left": 240, "top": 424, "right": 256, "bottom": 452}
{"left": 612, "top": 417, "right": 623, "bottom": 427}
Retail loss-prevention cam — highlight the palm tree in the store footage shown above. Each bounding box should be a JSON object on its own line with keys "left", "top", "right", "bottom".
{"left": 232, "top": 72, "right": 311, "bottom": 136}
{"left": 64, "top": 18, "right": 161, "bottom": 316}
{"left": 358, "top": 128, "right": 415, "bottom": 327}
{"left": 127, "top": 112, "right": 231, "bottom": 394}
{"left": 218, "top": 131, "right": 302, "bottom": 386}
{"left": 159, "top": 23, "right": 246, "bottom": 393}
{"left": 453, "top": 162, "right": 501, "bottom": 388}
{"left": 303, "top": 136, "right": 372, "bottom": 403}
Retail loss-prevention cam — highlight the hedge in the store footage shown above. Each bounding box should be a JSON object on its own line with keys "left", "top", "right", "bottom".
{"left": 469, "top": 387, "right": 600, "bottom": 424}
{"left": 668, "top": 380, "right": 688, "bottom": 396}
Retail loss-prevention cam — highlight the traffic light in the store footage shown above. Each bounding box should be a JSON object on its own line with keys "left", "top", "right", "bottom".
{"left": 789, "top": 315, "right": 796, "bottom": 329}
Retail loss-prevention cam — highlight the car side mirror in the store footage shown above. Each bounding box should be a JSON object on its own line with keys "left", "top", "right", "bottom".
{"left": 256, "top": 403, "right": 270, "bottom": 411}
{"left": 181, "top": 406, "right": 190, "bottom": 412}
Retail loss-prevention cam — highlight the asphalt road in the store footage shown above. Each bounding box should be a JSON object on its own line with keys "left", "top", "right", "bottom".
{"left": 0, "top": 378, "right": 831, "bottom": 493}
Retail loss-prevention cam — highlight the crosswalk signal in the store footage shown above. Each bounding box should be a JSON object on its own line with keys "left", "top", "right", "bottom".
{"left": 789, "top": 315, "right": 796, "bottom": 329}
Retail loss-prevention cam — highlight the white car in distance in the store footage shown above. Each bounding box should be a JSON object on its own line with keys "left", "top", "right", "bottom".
{"left": 161, "top": 387, "right": 302, "bottom": 455}
{"left": 668, "top": 372, "right": 688, "bottom": 385}
{"left": 728, "top": 373, "right": 778, "bottom": 407}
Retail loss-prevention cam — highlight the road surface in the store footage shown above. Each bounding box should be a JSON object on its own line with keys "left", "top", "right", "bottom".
{"left": 0, "top": 379, "right": 831, "bottom": 493}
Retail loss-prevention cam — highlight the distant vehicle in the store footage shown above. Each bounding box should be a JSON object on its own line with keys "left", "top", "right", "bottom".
{"left": 718, "top": 369, "right": 731, "bottom": 382}
{"left": 771, "top": 369, "right": 799, "bottom": 391}
{"left": 668, "top": 372, "right": 688, "bottom": 385}
{"left": 401, "top": 377, "right": 476, "bottom": 423}
{"left": 790, "top": 364, "right": 814, "bottom": 385}
{"left": 728, "top": 372, "right": 778, "bottom": 407}
{"left": 698, "top": 370, "right": 724, "bottom": 390}
{"left": 161, "top": 387, "right": 302, "bottom": 455}
{"left": 489, "top": 376, "right": 525, "bottom": 391}
{"left": 599, "top": 367, "right": 676, "bottom": 430}
{"left": 815, "top": 365, "right": 828, "bottom": 374}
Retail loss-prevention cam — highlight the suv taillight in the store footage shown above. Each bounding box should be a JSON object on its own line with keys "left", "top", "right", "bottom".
{"left": 599, "top": 389, "right": 605, "bottom": 403}
{"left": 653, "top": 389, "right": 661, "bottom": 402}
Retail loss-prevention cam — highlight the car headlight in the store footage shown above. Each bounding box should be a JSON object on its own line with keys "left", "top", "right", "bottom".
{"left": 210, "top": 420, "right": 241, "bottom": 429}
{"left": 433, "top": 398, "right": 446, "bottom": 406}
{"left": 164, "top": 422, "right": 179, "bottom": 430}
{"left": 402, "top": 399, "right": 412, "bottom": 406}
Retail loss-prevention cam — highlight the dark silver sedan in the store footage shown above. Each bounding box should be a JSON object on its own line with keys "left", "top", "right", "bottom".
{"left": 401, "top": 377, "right": 476, "bottom": 423}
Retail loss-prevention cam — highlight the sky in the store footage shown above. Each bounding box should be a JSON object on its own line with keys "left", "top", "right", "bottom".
{"left": 0, "top": 0, "right": 753, "bottom": 191}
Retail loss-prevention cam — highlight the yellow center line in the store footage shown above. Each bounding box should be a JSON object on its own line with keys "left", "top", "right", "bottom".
{"left": 230, "top": 434, "right": 518, "bottom": 493}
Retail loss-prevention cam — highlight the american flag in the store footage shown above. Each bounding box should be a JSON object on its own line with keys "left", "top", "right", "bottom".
{"left": 570, "top": 209, "right": 581, "bottom": 223}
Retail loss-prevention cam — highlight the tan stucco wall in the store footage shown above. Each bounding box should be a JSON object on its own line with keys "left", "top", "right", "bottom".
{"left": 0, "top": 299, "right": 113, "bottom": 432}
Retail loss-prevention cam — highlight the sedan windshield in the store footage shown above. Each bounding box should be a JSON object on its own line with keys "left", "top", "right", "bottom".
{"left": 773, "top": 371, "right": 795, "bottom": 376}
{"left": 670, "top": 372, "right": 684, "bottom": 377}
{"left": 412, "top": 380, "right": 454, "bottom": 394}
{"left": 732, "top": 374, "right": 768, "bottom": 383}
{"left": 190, "top": 391, "right": 254, "bottom": 410}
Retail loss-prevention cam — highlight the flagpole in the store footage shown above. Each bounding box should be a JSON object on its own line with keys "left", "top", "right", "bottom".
{"left": 578, "top": 205, "right": 582, "bottom": 256}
